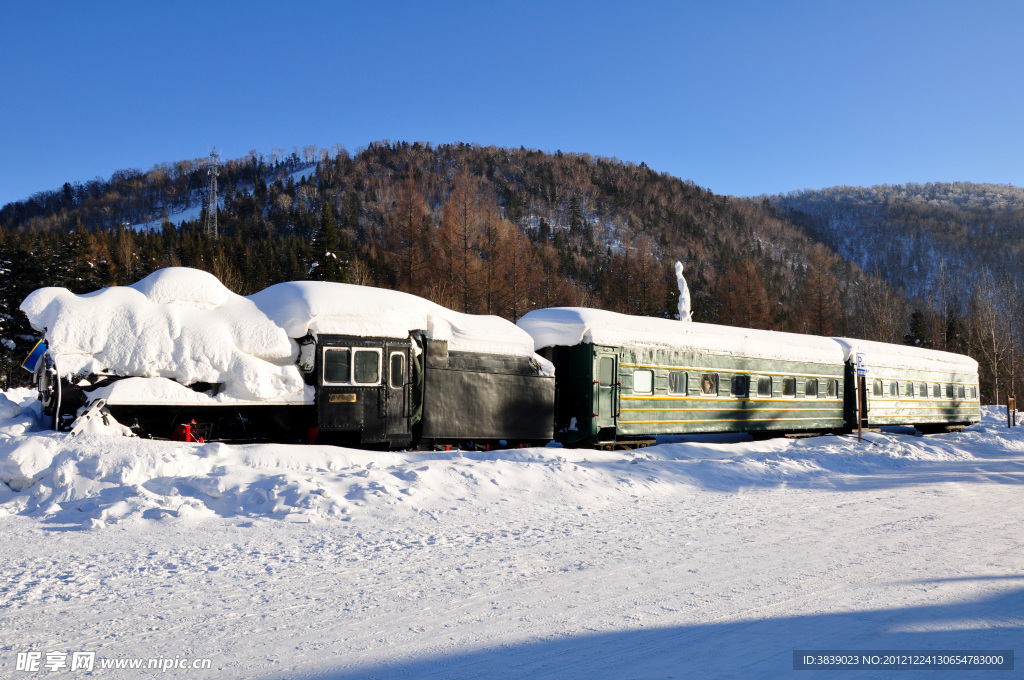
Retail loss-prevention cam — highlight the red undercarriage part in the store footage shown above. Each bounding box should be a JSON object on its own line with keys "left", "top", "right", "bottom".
{"left": 171, "top": 420, "right": 205, "bottom": 443}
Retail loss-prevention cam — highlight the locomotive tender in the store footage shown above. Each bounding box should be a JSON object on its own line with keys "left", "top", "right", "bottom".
{"left": 21, "top": 269, "right": 980, "bottom": 448}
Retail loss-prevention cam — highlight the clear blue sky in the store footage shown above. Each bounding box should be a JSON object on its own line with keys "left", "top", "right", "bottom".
{"left": 2, "top": 1, "right": 1022, "bottom": 207}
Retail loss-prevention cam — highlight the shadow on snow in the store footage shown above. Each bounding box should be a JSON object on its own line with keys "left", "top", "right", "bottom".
{"left": 310, "top": 580, "right": 1024, "bottom": 680}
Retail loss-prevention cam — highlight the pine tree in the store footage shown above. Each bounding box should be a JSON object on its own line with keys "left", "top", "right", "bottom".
{"left": 903, "top": 310, "right": 933, "bottom": 347}
{"left": 310, "top": 201, "right": 347, "bottom": 282}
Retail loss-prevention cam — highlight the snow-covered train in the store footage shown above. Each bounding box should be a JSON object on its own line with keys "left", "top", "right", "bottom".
{"left": 20, "top": 268, "right": 981, "bottom": 448}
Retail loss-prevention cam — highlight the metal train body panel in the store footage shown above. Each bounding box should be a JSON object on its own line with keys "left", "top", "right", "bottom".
{"left": 843, "top": 362, "right": 981, "bottom": 430}
{"left": 266, "top": 333, "right": 554, "bottom": 447}
{"left": 541, "top": 342, "right": 846, "bottom": 447}
{"left": 420, "top": 340, "right": 554, "bottom": 442}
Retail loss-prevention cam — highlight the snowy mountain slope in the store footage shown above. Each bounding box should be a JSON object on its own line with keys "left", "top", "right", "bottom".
{"left": 0, "top": 396, "right": 1021, "bottom": 678}
{"left": 770, "top": 182, "right": 1024, "bottom": 298}
{"left": 127, "top": 163, "right": 319, "bottom": 232}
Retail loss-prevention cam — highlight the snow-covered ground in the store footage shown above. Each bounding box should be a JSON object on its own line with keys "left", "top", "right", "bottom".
{"left": 0, "top": 392, "right": 1021, "bottom": 678}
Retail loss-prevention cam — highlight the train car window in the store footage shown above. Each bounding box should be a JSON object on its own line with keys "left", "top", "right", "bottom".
{"left": 827, "top": 379, "right": 838, "bottom": 398}
{"left": 905, "top": 382, "right": 914, "bottom": 397}
{"left": 353, "top": 349, "right": 382, "bottom": 385}
{"left": 323, "top": 348, "right": 351, "bottom": 384}
{"left": 957, "top": 385, "right": 966, "bottom": 399}
{"left": 872, "top": 379, "right": 883, "bottom": 396}
{"left": 599, "top": 357, "right": 615, "bottom": 386}
{"left": 970, "top": 386, "right": 977, "bottom": 399}
{"left": 889, "top": 381, "right": 898, "bottom": 397}
{"left": 945, "top": 384, "right": 953, "bottom": 399}
{"left": 389, "top": 353, "right": 405, "bottom": 389}
{"left": 700, "top": 373, "right": 718, "bottom": 396}
{"left": 633, "top": 370, "right": 654, "bottom": 394}
{"left": 730, "top": 375, "right": 749, "bottom": 398}
{"left": 933, "top": 383, "right": 940, "bottom": 399}
{"left": 668, "top": 371, "right": 687, "bottom": 395}
{"left": 804, "top": 378, "right": 818, "bottom": 398}
{"left": 918, "top": 383, "right": 927, "bottom": 398}
{"left": 782, "top": 377, "right": 796, "bottom": 397}
{"left": 757, "top": 377, "right": 772, "bottom": 397}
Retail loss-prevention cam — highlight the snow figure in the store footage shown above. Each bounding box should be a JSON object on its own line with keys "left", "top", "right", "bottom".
{"left": 675, "top": 261, "right": 692, "bottom": 322}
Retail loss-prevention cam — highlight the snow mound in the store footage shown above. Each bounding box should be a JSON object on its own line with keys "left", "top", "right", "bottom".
{"left": 21, "top": 272, "right": 303, "bottom": 401}
{"left": 0, "top": 438, "right": 60, "bottom": 492}
{"left": 518, "top": 307, "right": 844, "bottom": 365}
{"left": 129, "top": 267, "right": 230, "bottom": 308}
{"left": 0, "top": 393, "right": 21, "bottom": 420}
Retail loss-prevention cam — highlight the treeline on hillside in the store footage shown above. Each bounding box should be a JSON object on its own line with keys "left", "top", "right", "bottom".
{"left": 772, "top": 183, "right": 1024, "bottom": 299}
{"left": 1, "top": 143, "right": 1019, "bottom": 403}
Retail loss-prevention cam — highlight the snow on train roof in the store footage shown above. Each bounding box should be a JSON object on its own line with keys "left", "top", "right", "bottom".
{"left": 832, "top": 337, "right": 978, "bottom": 375}
{"left": 248, "top": 280, "right": 538, "bottom": 358}
{"left": 20, "top": 268, "right": 545, "bottom": 402}
{"left": 21, "top": 269, "right": 305, "bottom": 401}
{"left": 517, "top": 307, "right": 844, "bottom": 365}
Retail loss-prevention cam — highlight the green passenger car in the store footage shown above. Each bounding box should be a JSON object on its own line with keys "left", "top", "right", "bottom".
{"left": 834, "top": 338, "right": 981, "bottom": 432}
{"left": 519, "top": 308, "right": 848, "bottom": 447}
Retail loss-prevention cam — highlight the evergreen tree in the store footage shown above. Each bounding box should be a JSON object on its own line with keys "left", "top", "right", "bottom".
{"left": 903, "top": 310, "right": 933, "bottom": 348}
{"left": 310, "top": 200, "right": 347, "bottom": 282}
{"left": 345, "top": 191, "right": 362, "bottom": 242}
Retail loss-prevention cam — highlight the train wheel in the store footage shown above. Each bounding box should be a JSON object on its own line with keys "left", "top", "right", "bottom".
{"left": 36, "top": 360, "right": 59, "bottom": 430}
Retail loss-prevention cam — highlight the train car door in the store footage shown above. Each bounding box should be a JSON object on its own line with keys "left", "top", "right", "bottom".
{"left": 595, "top": 350, "right": 618, "bottom": 430}
{"left": 317, "top": 340, "right": 385, "bottom": 442}
{"left": 384, "top": 344, "right": 409, "bottom": 439}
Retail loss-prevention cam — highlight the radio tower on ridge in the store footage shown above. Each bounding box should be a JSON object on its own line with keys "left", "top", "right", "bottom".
{"left": 205, "top": 147, "right": 220, "bottom": 238}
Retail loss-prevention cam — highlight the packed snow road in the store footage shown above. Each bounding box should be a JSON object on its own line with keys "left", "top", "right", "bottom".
{"left": 0, "top": 396, "right": 1021, "bottom": 678}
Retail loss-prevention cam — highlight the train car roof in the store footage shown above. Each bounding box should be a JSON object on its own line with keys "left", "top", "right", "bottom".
{"left": 832, "top": 337, "right": 978, "bottom": 375}
{"left": 518, "top": 307, "right": 845, "bottom": 366}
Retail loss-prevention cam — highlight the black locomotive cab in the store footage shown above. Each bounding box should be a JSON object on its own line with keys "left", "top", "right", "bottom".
{"left": 311, "top": 335, "right": 415, "bottom": 449}
{"left": 306, "top": 333, "right": 554, "bottom": 450}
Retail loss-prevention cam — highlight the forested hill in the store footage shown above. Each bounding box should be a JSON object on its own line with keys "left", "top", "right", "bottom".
{"left": 770, "top": 182, "right": 1024, "bottom": 297}
{"left": 0, "top": 142, "right": 889, "bottom": 325}
{"left": 0, "top": 143, "right": 1014, "bottom": 401}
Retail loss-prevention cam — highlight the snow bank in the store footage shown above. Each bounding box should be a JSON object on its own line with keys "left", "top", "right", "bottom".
{"left": 249, "top": 280, "right": 541, "bottom": 359}
{"left": 21, "top": 269, "right": 304, "bottom": 401}
{"left": 0, "top": 394, "right": 21, "bottom": 420}
{"left": 518, "top": 307, "right": 844, "bottom": 365}
{"left": 0, "top": 383, "right": 1004, "bottom": 529}
{"left": 833, "top": 337, "right": 978, "bottom": 375}
{"left": 1, "top": 399, "right": 1019, "bottom": 679}
{"left": 20, "top": 269, "right": 550, "bottom": 404}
